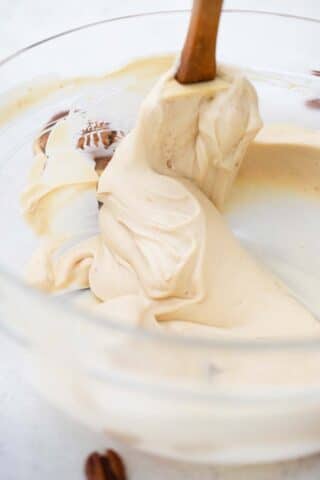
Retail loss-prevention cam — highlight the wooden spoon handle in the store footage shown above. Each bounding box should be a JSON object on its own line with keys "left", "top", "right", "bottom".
{"left": 175, "top": 0, "right": 223, "bottom": 84}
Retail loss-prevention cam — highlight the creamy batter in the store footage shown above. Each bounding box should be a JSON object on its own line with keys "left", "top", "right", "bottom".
{"left": 21, "top": 57, "right": 320, "bottom": 343}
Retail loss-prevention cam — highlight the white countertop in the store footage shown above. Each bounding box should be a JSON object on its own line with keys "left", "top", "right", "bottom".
{"left": 1, "top": 0, "right": 320, "bottom": 61}
{"left": 1, "top": 1, "right": 320, "bottom": 479}
{"left": 3, "top": 333, "right": 320, "bottom": 480}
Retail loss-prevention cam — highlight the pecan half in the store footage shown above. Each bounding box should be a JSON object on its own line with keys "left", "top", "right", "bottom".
{"left": 85, "top": 449, "right": 127, "bottom": 480}
{"left": 77, "top": 121, "right": 120, "bottom": 150}
{"left": 77, "top": 121, "right": 124, "bottom": 175}
{"left": 305, "top": 98, "right": 320, "bottom": 110}
{"left": 35, "top": 112, "right": 124, "bottom": 176}
{"left": 37, "top": 110, "right": 70, "bottom": 153}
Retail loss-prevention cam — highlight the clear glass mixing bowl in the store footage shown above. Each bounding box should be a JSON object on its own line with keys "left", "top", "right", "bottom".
{"left": 1, "top": 10, "right": 320, "bottom": 465}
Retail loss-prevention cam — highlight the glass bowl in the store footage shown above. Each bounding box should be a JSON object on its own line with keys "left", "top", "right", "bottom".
{"left": 1, "top": 10, "right": 320, "bottom": 466}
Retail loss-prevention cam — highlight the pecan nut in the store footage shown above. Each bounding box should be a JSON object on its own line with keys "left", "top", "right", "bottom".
{"left": 306, "top": 98, "right": 320, "bottom": 110}
{"left": 35, "top": 112, "right": 123, "bottom": 176}
{"left": 85, "top": 449, "right": 127, "bottom": 480}
{"left": 37, "top": 110, "right": 69, "bottom": 153}
{"left": 77, "top": 121, "right": 124, "bottom": 174}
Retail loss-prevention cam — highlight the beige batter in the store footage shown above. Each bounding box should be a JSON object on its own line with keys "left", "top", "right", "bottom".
{"left": 20, "top": 57, "right": 320, "bottom": 342}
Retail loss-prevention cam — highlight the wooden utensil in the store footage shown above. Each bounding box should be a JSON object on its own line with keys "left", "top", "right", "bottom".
{"left": 175, "top": 0, "right": 223, "bottom": 84}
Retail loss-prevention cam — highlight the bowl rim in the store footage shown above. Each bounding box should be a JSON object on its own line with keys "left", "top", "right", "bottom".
{"left": 1, "top": 8, "right": 320, "bottom": 67}
{"left": 1, "top": 8, "right": 320, "bottom": 353}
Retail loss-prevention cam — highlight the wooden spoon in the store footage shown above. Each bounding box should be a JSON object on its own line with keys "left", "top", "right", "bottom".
{"left": 175, "top": 0, "right": 223, "bottom": 84}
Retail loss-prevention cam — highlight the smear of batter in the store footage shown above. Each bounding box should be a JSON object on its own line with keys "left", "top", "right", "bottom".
{"left": 21, "top": 61, "right": 320, "bottom": 341}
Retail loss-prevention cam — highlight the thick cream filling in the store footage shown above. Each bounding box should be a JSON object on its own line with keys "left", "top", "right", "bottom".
{"left": 22, "top": 64, "right": 320, "bottom": 342}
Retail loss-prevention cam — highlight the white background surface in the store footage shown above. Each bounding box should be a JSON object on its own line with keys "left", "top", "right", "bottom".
{"left": 1, "top": 0, "right": 320, "bottom": 61}
{"left": 2, "top": 1, "right": 320, "bottom": 479}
